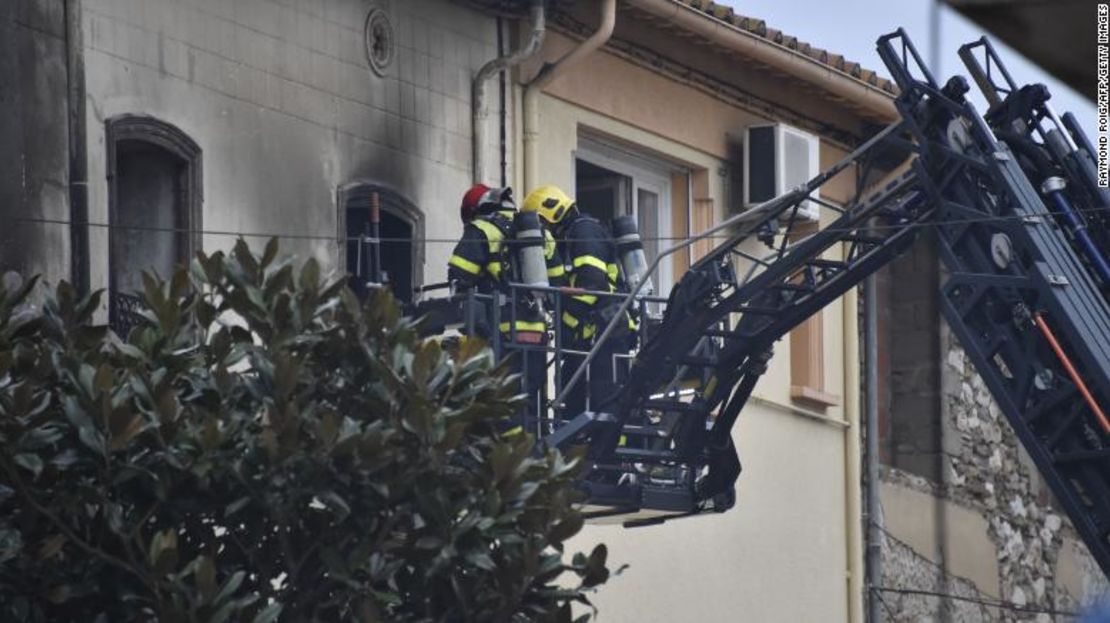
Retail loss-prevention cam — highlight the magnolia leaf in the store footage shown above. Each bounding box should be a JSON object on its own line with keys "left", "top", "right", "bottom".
{"left": 319, "top": 411, "right": 339, "bottom": 447}
{"left": 252, "top": 602, "right": 283, "bottom": 623}
{"left": 13, "top": 453, "right": 43, "bottom": 479}
{"left": 195, "top": 555, "right": 217, "bottom": 602}
{"left": 149, "top": 529, "right": 179, "bottom": 574}
{"left": 233, "top": 239, "right": 260, "bottom": 282}
{"left": 213, "top": 570, "right": 246, "bottom": 605}
{"left": 316, "top": 491, "right": 351, "bottom": 521}
{"left": 549, "top": 514, "right": 584, "bottom": 545}
{"left": 108, "top": 414, "right": 145, "bottom": 451}
{"left": 92, "top": 364, "right": 114, "bottom": 393}
{"left": 37, "top": 534, "right": 65, "bottom": 560}
{"left": 261, "top": 237, "right": 280, "bottom": 270}
{"left": 581, "top": 544, "right": 610, "bottom": 588}
{"left": 299, "top": 257, "right": 320, "bottom": 293}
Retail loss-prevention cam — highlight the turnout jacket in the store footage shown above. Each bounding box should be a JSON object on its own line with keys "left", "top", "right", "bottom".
{"left": 557, "top": 212, "right": 629, "bottom": 341}
{"left": 447, "top": 209, "right": 563, "bottom": 335}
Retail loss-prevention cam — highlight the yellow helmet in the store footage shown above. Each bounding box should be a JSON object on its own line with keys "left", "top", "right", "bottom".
{"left": 522, "top": 185, "right": 575, "bottom": 225}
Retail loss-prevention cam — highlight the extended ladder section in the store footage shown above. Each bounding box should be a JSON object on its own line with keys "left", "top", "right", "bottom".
{"left": 551, "top": 30, "right": 1110, "bottom": 574}
{"left": 416, "top": 30, "right": 1110, "bottom": 575}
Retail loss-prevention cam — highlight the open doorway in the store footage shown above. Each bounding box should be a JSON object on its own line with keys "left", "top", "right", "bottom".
{"left": 575, "top": 139, "right": 673, "bottom": 293}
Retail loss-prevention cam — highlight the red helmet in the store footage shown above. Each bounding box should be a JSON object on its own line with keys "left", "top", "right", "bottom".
{"left": 460, "top": 184, "right": 515, "bottom": 223}
{"left": 460, "top": 184, "right": 490, "bottom": 224}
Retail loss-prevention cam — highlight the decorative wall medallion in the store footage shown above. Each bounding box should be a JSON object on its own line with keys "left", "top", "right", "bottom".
{"left": 364, "top": 7, "right": 394, "bottom": 77}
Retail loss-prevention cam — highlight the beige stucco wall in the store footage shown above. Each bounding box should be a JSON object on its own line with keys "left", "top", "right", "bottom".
{"left": 522, "top": 35, "right": 863, "bottom": 622}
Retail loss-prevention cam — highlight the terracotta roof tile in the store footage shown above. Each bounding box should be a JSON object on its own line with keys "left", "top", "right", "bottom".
{"left": 671, "top": 0, "right": 897, "bottom": 95}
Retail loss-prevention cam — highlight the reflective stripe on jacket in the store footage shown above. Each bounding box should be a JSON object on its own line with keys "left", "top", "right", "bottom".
{"left": 447, "top": 209, "right": 546, "bottom": 336}
{"left": 559, "top": 213, "right": 634, "bottom": 340}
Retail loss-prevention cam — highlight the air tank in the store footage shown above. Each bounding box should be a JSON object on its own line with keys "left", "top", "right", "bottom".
{"left": 612, "top": 215, "right": 654, "bottom": 295}
{"left": 512, "top": 211, "right": 550, "bottom": 287}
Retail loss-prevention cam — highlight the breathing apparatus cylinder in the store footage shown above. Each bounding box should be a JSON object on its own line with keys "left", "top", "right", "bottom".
{"left": 612, "top": 215, "right": 653, "bottom": 296}
{"left": 512, "top": 211, "right": 550, "bottom": 288}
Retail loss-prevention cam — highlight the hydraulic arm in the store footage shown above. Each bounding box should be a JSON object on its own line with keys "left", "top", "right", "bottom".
{"left": 417, "top": 30, "right": 1110, "bottom": 575}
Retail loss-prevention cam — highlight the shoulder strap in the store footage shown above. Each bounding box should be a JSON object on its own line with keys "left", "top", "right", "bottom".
{"left": 487, "top": 211, "right": 515, "bottom": 238}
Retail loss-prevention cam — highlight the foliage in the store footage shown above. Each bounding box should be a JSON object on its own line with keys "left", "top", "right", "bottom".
{"left": 0, "top": 240, "right": 611, "bottom": 622}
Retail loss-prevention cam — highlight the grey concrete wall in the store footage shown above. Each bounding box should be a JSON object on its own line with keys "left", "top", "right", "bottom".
{"left": 80, "top": 0, "right": 500, "bottom": 292}
{"left": 0, "top": 0, "right": 72, "bottom": 286}
{"left": 886, "top": 233, "right": 943, "bottom": 480}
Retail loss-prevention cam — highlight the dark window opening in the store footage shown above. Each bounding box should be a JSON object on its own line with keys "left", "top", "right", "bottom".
{"left": 341, "top": 185, "right": 423, "bottom": 304}
{"left": 575, "top": 157, "right": 664, "bottom": 285}
{"left": 575, "top": 159, "right": 629, "bottom": 224}
{"left": 107, "top": 116, "right": 202, "bottom": 335}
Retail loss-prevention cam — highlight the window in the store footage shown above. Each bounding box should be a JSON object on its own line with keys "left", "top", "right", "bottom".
{"left": 106, "top": 116, "right": 202, "bottom": 335}
{"left": 575, "top": 136, "right": 677, "bottom": 295}
{"left": 339, "top": 184, "right": 423, "bottom": 303}
{"left": 787, "top": 223, "right": 840, "bottom": 410}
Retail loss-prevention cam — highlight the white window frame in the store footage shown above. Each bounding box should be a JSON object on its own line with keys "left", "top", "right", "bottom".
{"left": 575, "top": 137, "right": 676, "bottom": 293}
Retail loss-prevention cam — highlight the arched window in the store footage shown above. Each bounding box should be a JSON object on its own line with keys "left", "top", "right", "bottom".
{"left": 338, "top": 184, "right": 424, "bottom": 303}
{"left": 106, "top": 116, "right": 202, "bottom": 334}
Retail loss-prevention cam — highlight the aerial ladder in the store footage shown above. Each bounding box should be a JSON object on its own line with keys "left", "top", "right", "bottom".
{"left": 413, "top": 30, "right": 1110, "bottom": 576}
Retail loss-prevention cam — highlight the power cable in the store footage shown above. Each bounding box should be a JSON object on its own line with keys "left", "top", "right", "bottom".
{"left": 869, "top": 522, "right": 1082, "bottom": 618}
{"left": 872, "top": 586, "right": 1079, "bottom": 618}
{"left": 10, "top": 202, "right": 1110, "bottom": 245}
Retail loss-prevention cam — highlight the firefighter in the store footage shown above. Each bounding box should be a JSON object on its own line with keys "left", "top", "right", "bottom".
{"left": 522, "top": 185, "right": 632, "bottom": 420}
{"left": 447, "top": 184, "right": 548, "bottom": 435}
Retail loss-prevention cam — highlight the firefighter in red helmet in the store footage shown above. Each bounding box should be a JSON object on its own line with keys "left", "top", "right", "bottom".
{"left": 448, "top": 185, "right": 564, "bottom": 436}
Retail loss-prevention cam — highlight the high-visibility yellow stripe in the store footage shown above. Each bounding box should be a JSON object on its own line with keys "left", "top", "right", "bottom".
{"left": 487, "top": 262, "right": 502, "bottom": 277}
{"left": 607, "top": 263, "right": 620, "bottom": 283}
{"left": 472, "top": 219, "right": 505, "bottom": 253}
{"left": 503, "top": 425, "right": 523, "bottom": 437}
{"left": 561, "top": 311, "right": 580, "bottom": 328}
{"left": 448, "top": 254, "right": 482, "bottom": 275}
{"left": 572, "top": 293, "right": 598, "bottom": 305}
{"left": 499, "top": 320, "right": 546, "bottom": 332}
{"left": 583, "top": 324, "right": 597, "bottom": 339}
{"left": 547, "top": 265, "right": 566, "bottom": 278}
{"left": 572, "top": 255, "right": 608, "bottom": 272}
{"left": 544, "top": 230, "right": 557, "bottom": 259}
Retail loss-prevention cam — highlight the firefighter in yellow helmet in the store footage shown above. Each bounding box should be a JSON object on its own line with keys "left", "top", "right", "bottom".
{"left": 522, "top": 185, "right": 633, "bottom": 420}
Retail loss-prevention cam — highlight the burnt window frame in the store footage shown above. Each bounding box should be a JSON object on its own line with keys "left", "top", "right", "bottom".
{"left": 337, "top": 182, "right": 425, "bottom": 301}
{"left": 106, "top": 115, "right": 203, "bottom": 331}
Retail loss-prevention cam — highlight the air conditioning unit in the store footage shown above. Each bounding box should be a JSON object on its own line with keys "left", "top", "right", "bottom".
{"left": 743, "top": 123, "right": 821, "bottom": 223}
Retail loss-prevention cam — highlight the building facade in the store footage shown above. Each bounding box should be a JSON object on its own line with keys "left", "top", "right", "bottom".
{"left": 9, "top": 0, "right": 1104, "bottom": 621}
{"left": 517, "top": 2, "right": 895, "bottom": 620}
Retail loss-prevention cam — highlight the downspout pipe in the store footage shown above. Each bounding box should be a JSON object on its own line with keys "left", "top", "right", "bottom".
{"left": 843, "top": 284, "right": 864, "bottom": 623}
{"left": 472, "top": 0, "right": 545, "bottom": 185}
{"left": 623, "top": 0, "right": 896, "bottom": 122}
{"left": 864, "top": 272, "right": 883, "bottom": 623}
{"left": 523, "top": 0, "right": 617, "bottom": 191}
{"left": 65, "top": 0, "right": 89, "bottom": 297}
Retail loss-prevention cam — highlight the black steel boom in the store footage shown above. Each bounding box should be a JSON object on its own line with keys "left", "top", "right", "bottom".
{"left": 416, "top": 29, "right": 1110, "bottom": 576}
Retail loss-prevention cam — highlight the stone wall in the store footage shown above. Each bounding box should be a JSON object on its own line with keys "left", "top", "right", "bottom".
{"left": 876, "top": 328, "right": 1109, "bottom": 621}
{"left": 941, "top": 334, "right": 1107, "bottom": 618}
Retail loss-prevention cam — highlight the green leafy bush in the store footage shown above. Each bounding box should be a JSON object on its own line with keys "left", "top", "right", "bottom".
{"left": 0, "top": 240, "right": 611, "bottom": 622}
